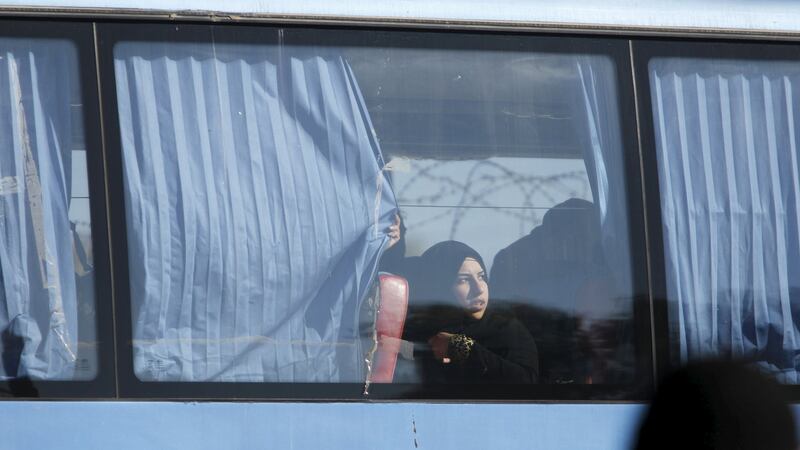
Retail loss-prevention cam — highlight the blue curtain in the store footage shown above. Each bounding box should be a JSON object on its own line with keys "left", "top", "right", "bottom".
{"left": 650, "top": 58, "right": 800, "bottom": 382}
{"left": 0, "top": 39, "right": 80, "bottom": 380}
{"left": 114, "top": 39, "right": 397, "bottom": 382}
{"left": 577, "top": 56, "right": 634, "bottom": 299}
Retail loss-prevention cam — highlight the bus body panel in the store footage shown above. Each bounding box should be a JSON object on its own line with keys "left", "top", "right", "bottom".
{"left": 0, "top": 401, "right": 646, "bottom": 449}
{"left": 0, "top": 0, "right": 799, "bottom": 36}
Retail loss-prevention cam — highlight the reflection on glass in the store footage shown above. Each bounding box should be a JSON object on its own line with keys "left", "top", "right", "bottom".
{"left": 114, "top": 30, "right": 638, "bottom": 386}
{"left": 0, "top": 39, "right": 97, "bottom": 381}
{"left": 364, "top": 46, "right": 637, "bottom": 385}
{"left": 392, "top": 157, "right": 592, "bottom": 265}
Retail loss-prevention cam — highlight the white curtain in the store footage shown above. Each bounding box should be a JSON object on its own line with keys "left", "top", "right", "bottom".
{"left": 114, "top": 39, "right": 396, "bottom": 382}
{"left": 0, "top": 39, "right": 80, "bottom": 380}
{"left": 651, "top": 58, "right": 800, "bottom": 382}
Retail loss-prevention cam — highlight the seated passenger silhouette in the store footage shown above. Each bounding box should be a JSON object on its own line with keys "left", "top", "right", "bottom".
{"left": 491, "top": 198, "right": 630, "bottom": 384}
{"left": 394, "top": 241, "right": 539, "bottom": 384}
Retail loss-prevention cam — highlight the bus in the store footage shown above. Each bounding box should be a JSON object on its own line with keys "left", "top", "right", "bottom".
{"left": 1, "top": 1, "right": 800, "bottom": 448}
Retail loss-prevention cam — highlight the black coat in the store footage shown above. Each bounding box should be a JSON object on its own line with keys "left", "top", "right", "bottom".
{"left": 410, "top": 308, "right": 539, "bottom": 384}
{"left": 401, "top": 240, "right": 539, "bottom": 384}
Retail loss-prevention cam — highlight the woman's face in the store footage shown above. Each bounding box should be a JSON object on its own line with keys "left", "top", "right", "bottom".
{"left": 451, "top": 257, "right": 489, "bottom": 319}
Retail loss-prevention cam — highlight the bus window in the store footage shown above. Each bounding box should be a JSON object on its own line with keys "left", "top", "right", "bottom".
{"left": 110, "top": 26, "right": 645, "bottom": 392}
{"left": 649, "top": 56, "right": 800, "bottom": 382}
{"left": 353, "top": 42, "right": 639, "bottom": 385}
{"left": 0, "top": 38, "right": 97, "bottom": 381}
{"left": 113, "top": 36, "right": 395, "bottom": 383}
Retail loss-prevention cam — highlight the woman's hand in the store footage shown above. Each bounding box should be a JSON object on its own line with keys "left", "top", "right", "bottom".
{"left": 428, "top": 332, "right": 454, "bottom": 363}
{"left": 385, "top": 213, "right": 401, "bottom": 249}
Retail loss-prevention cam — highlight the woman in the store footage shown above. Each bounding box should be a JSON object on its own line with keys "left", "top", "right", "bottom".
{"left": 393, "top": 240, "right": 539, "bottom": 383}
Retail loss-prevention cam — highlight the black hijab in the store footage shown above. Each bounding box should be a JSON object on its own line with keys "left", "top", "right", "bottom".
{"left": 402, "top": 241, "right": 540, "bottom": 383}
{"left": 417, "top": 240, "right": 487, "bottom": 305}
{"left": 404, "top": 241, "right": 488, "bottom": 342}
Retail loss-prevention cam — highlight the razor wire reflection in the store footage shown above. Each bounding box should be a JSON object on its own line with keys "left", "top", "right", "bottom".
{"left": 393, "top": 157, "right": 593, "bottom": 241}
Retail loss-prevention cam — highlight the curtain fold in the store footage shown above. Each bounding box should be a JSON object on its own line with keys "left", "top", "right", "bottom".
{"left": 650, "top": 58, "right": 800, "bottom": 382}
{"left": 114, "top": 38, "right": 396, "bottom": 382}
{"left": 576, "top": 56, "right": 635, "bottom": 302}
{"left": 0, "top": 39, "right": 80, "bottom": 380}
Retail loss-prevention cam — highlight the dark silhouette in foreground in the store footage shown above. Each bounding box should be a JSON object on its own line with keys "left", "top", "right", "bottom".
{"left": 635, "top": 361, "right": 796, "bottom": 450}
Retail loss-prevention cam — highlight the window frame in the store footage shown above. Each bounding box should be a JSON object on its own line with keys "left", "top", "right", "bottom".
{"left": 95, "top": 21, "right": 653, "bottom": 401}
{"left": 632, "top": 38, "right": 800, "bottom": 396}
{"left": 0, "top": 19, "right": 117, "bottom": 399}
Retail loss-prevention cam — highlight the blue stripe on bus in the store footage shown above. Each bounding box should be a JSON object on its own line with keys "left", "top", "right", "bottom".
{"left": 2, "top": 401, "right": 647, "bottom": 449}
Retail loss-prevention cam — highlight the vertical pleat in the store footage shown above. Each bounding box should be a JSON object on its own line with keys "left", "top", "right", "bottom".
{"left": 740, "top": 75, "right": 770, "bottom": 351}
{"left": 675, "top": 74, "right": 706, "bottom": 356}
{"left": 239, "top": 60, "right": 269, "bottom": 379}
{"left": 115, "top": 38, "right": 396, "bottom": 382}
{"left": 134, "top": 55, "right": 173, "bottom": 365}
{"left": 164, "top": 57, "right": 196, "bottom": 381}
{"left": 189, "top": 57, "right": 218, "bottom": 381}
{"left": 716, "top": 76, "right": 745, "bottom": 355}
{"left": 764, "top": 76, "right": 796, "bottom": 352}
{"left": 653, "top": 74, "right": 688, "bottom": 358}
{"left": 577, "top": 62, "right": 609, "bottom": 219}
{"left": 259, "top": 54, "right": 284, "bottom": 377}
{"left": 696, "top": 74, "right": 719, "bottom": 353}
{"left": 784, "top": 77, "right": 800, "bottom": 353}
{"left": 9, "top": 52, "right": 31, "bottom": 342}
{"left": 575, "top": 57, "right": 635, "bottom": 308}
{"left": 651, "top": 58, "right": 800, "bottom": 380}
{"left": 0, "top": 51, "right": 15, "bottom": 325}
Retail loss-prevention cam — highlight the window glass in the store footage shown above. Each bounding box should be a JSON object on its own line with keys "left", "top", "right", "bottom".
{"left": 114, "top": 39, "right": 394, "bottom": 382}
{"left": 650, "top": 57, "right": 800, "bottom": 382}
{"left": 360, "top": 46, "right": 638, "bottom": 385}
{"left": 0, "top": 38, "right": 97, "bottom": 381}
{"left": 114, "top": 30, "right": 640, "bottom": 386}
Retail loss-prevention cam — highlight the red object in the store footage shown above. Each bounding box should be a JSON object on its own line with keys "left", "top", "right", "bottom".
{"left": 369, "top": 274, "right": 409, "bottom": 383}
